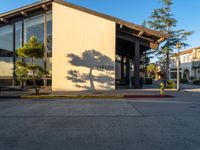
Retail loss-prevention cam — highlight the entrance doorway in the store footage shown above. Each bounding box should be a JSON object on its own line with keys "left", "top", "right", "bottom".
{"left": 183, "top": 69, "right": 190, "bottom": 80}
{"left": 116, "top": 54, "right": 134, "bottom": 88}
{"left": 115, "top": 37, "right": 148, "bottom": 89}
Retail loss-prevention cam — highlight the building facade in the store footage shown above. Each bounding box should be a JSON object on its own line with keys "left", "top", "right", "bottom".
{"left": 170, "top": 47, "right": 200, "bottom": 81}
{"left": 0, "top": 0, "right": 167, "bottom": 91}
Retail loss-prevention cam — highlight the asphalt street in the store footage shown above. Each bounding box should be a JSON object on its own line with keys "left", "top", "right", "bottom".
{"left": 0, "top": 92, "right": 200, "bottom": 150}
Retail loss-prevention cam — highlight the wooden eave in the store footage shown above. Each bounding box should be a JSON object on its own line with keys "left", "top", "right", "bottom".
{"left": 0, "top": 0, "right": 52, "bottom": 25}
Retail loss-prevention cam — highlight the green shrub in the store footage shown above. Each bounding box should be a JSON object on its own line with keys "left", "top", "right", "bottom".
{"left": 166, "top": 80, "right": 176, "bottom": 89}
{"left": 193, "top": 79, "right": 200, "bottom": 85}
{"left": 180, "top": 78, "right": 188, "bottom": 84}
{"left": 145, "top": 78, "right": 153, "bottom": 84}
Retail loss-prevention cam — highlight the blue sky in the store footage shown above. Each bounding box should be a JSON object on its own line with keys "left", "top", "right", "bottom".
{"left": 0, "top": 0, "right": 199, "bottom": 50}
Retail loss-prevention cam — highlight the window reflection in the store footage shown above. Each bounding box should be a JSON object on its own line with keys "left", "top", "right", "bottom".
{"left": 24, "top": 14, "right": 45, "bottom": 68}
{"left": 15, "top": 21, "right": 22, "bottom": 49}
{"left": 0, "top": 12, "right": 52, "bottom": 87}
{"left": 24, "top": 14, "right": 44, "bottom": 43}
{"left": 47, "top": 12, "right": 52, "bottom": 57}
{"left": 46, "top": 12, "right": 52, "bottom": 76}
{"left": 0, "top": 25, "right": 14, "bottom": 86}
{"left": 0, "top": 25, "right": 13, "bottom": 57}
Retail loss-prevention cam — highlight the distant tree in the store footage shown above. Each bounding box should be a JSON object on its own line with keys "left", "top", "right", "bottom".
{"left": 142, "top": 20, "right": 157, "bottom": 77}
{"left": 147, "top": 63, "right": 158, "bottom": 79}
{"left": 15, "top": 36, "right": 48, "bottom": 95}
{"left": 147, "top": 0, "right": 193, "bottom": 80}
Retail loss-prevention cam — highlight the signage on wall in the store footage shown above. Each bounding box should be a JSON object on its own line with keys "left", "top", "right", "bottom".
{"left": 96, "top": 65, "right": 114, "bottom": 71}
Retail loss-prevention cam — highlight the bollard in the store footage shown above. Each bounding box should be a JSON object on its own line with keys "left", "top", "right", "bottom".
{"left": 160, "top": 83, "right": 164, "bottom": 95}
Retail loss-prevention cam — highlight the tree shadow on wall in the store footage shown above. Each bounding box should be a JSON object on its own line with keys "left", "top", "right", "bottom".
{"left": 66, "top": 49, "right": 115, "bottom": 90}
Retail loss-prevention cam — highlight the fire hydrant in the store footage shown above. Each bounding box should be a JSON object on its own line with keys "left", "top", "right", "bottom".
{"left": 160, "top": 83, "right": 164, "bottom": 95}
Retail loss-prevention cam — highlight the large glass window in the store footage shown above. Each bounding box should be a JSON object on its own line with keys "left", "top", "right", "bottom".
{"left": 24, "top": 14, "right": 44, "bottom": 43}
{"left": 0, "top": 25, "right": 14, "bottom": 86}
{"left": 0, "top": 25, "right": 13, "bottom": 56}
{"left": 24, "top": 14, "right": 45, "bottom": 68}
{"left": 14, "top": 21, "right": 23, "bottom": 86}
{"left": 46, "top": 12, "right": 52, "bottom": 78}
{"left": 0, "top": 12, "right": 52, "bottom": 87}
{"left": 15, "top": 21, "right": 23, "bottom": 49}
{"left": 47, "top": 12, "right": 52, "bottom": 57}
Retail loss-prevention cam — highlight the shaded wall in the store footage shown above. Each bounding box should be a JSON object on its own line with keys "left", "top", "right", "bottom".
{"left": 52, "top": 3, "right": 116, "bottom": 91}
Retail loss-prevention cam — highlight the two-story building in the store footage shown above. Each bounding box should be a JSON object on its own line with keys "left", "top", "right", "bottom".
{"left": 170, "top": 46, "right": 200, "bottom": 81}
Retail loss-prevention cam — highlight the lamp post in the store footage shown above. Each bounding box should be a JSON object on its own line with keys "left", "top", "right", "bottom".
{"left": 176, "top": 42, "right": 181, "bottom": 91}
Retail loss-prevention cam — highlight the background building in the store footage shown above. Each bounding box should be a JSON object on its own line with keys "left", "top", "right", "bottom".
{"left": 170, "top": 46, "right": 200, "bottom": 81}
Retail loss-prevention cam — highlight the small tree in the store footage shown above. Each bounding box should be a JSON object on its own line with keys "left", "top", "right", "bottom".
{"left": 15, "top": 36, "right": 48, "bottom": 95}
{"left": 15, "top": 66, "right": 28, "bottom": 88}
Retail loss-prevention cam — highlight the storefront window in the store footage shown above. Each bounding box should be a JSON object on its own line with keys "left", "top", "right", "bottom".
{"left": 47, "top": 12, "right": 52, "bottom": 57}
{"left": 0, "top": 12, "right": 52, "bottom": 87}
{"left": 24, "top": 14, "right": 45, "bottom": 68}
{"left": 0, "top": 25, "right": 14, "bottom": 86}
{"left": 15, "top": 21, "right": 23, "bottom": 49}
{"left": 24, "top": 14, "right": 44, "bottom": 43}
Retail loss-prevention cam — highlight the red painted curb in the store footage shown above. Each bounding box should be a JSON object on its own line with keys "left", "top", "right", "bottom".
{"left": 124, "top": 95, "right": 174, "bottom": 98}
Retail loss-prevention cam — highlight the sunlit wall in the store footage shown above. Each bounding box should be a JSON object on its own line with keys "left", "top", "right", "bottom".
{"left": 52, "top": 2, "right": 116, "bottom": 91}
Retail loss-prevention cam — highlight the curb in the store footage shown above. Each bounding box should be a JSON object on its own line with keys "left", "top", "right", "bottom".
{"left": 21, "top": 95, "right": 124, "bottom": 99}
{"left": 0, "top": 95, "right": 175, "bottom": 99}
{"left": 21, "top": 95, "right": 174, "bottom": 99}
{"left": 124, "top": 95, "right": 174, "bottom": 98}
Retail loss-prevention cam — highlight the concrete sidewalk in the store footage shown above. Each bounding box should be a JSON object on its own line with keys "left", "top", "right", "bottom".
{"left": 1, "top": 85, "right": 199, "bottom": 99}
{"left": 0, "top": 87, "right": 176, "bottom": 98}
{"left": 52, "top": 89, "right": 176, "bottom": 96}
{"left": 0, "top": 88, "right": 50, "bottom": 97}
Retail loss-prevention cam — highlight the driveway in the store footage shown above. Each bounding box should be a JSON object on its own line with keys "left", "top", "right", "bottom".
{"left": 0, "top": 95, "right": 200, "bottom": 150}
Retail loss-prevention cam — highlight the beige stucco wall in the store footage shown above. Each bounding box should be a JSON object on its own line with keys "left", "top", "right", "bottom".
{"left": 52, "top": 3, "right": 116, "bottom": 91}
{"left": 0, "top": 58, "right": 13, "bottom": 78}
{"left": 193, "top": 48, "right": 200, "bottom": 59}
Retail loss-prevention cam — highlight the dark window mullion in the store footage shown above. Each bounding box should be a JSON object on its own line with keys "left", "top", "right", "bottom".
{"left": 13, "top": 22, "right": 16, "bottom": 86}
{"left": 22, "top": 21, "right": 24, "bottom": 46}
{"left": 43, "top": 12, "right": 47, "bottom": 87}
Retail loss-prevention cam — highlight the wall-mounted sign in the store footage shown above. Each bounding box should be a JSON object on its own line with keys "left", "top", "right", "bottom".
{"left": 96, "top": 65, "right": 114, "bottom": 71}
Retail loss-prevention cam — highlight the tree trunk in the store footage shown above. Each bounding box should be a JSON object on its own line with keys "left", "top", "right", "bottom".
{"left": 21, "top": 81, "right": 25, "bottom": 89}
{"left": 89, "top": 68, "right": 95, "bottom": 90}
{"left": 166, "top": 12, "right": 170, "bottom": 81}
{"left": 33, "top": 75, "right": 39, "bottom": 95}
{"left": 31, "top": 57, "right": 39, "bottom": 95}
{"left": 166, "top": 51, "right": 170, "bottom": 81}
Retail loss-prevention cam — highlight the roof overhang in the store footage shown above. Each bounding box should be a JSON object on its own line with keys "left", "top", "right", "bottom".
{"left": 0, "top": 0, "right": 52, "bottom": 25}
{"left": 0, "top": 0, "right": 168, "bottom": 49}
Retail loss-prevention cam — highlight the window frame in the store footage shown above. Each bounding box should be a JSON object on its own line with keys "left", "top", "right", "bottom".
{"left": 0, "top": 11, "right": 52, "bottom": 86}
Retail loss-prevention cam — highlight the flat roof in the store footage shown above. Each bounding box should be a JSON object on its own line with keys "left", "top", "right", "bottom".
{"left": 0, "top": 0, "right": 168, "bottom": 45}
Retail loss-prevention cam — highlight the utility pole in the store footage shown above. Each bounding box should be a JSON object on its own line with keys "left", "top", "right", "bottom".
{"left": 176, "top": 42, "right": 181, "bottom": 91}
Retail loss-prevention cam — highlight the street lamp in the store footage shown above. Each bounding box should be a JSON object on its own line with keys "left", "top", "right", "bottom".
{"left": 176, "top": 42, "right": 181, "bottom": 91}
